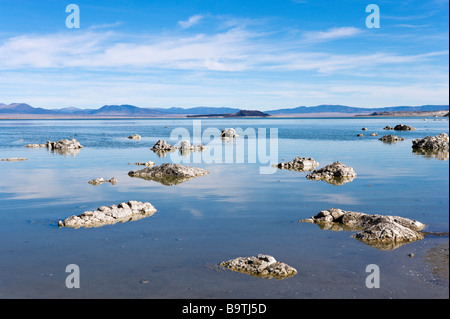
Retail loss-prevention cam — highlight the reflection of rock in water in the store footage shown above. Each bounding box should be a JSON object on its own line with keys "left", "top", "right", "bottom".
{"left": 128, "top": 163, "right": 209, "bottom": 186}
{"left": 152, "top": 149, "right": 174, "bottom": 158}
{"left": 412, "top": 148, "right": 449, "bottom": 161}
{"left": 129, "top": 174, "right": 201, "bottom": 186}
{"left": 49, "top": 148, "right": 81, "bottom": 156}
{"left": 300, "top": 208, "right": 425, "bottom": 250}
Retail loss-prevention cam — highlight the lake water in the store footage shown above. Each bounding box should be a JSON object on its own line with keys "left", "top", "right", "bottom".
{"left": 0, "top": 117, "right": 448, "bottom": 299}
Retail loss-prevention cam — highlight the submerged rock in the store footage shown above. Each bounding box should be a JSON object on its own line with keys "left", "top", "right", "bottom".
{"left": 370, "top": 133, "right": 378, "bottom": 136}
{"left": 59, "top": 200, "right": 156, "bottom": 228}
{"left": 128, "top": 161, "right": 156, "bottom": 167}
{"left": 1, "top": 158, "right": 27, "bottom": 161}
{"left": 178, "top": 140, "right": 207, "bottom": 153}
{"left": 306, "top": 161, "right": 356, "bottom": 185}
{"left": 274, "top": 156, "right": 319, "bottom": 172}
{"left": 383, "top": 125, "right": 394, "bottom": 130}
{"left": 412, "top": 133, "right": 449, "bottom": 151}
{"left": 394, "top": 124, "right": 415, "bottom": 131}
{"left": 379, "top": 135, "right": 405, "bottom": 143}
{"left": 300, "top": 208, "right": 425, "bottom": 250}
{"left": 128, "top": 163, "right": 209, "bottom": 186}
{"left": 88, "top": 177, "right": 117, "bottom": 185}
{"left": 128, "top": 134, "right": 141, "bottom": 140}
{"left": 25, "top": 143, "right": 46, "bottom": 148}
{"left": 220, "top": 254, "right": 297, "bottom": 279}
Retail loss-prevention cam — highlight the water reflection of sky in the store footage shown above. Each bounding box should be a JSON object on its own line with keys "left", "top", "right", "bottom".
{"left": 0, "top": 118, "right": 448, "bottom": 298}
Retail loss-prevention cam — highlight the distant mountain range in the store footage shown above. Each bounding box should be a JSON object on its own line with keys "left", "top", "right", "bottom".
{"left": 0, "top": 102, "right": 448, "bottom": 118}
{"left": 187, "top": 110, "right": 270, "bottom": 118}
{"left": 265, "top": 104, "right": 450, "bottom": 115}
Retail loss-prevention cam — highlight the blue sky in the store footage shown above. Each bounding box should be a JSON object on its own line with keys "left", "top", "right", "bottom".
{"left": 0, "top": 0, "right": 448, "bottom": 110}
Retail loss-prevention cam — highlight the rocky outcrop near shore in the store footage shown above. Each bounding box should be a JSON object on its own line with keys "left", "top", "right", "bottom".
{"left": 300, "top": 208, "right": 425, "bottom": 250}
{"left": 379, "top": 135, "right": 405, "bottom": 143}
{"left": 274, "top": 156, "right": 319, "bottom": 171}
{"left": 306, "top": 161, "right": 356, "bottom": 185}
{"left": 220, "top": 254, "right": 297, "bottom": 279}
{"left": 59, "top": 200, "right": 157, "bottom": 228}
{"left": 128, "top": 163, "right": 209, "bottom": 185}
{"left": 412, "top": 133, "right": 449, "bottom": 151}
{"left": 88, "top": 177, "right": 118, "bottom": 185}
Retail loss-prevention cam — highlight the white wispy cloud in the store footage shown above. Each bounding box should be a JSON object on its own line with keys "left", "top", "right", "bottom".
{"left": 0, "top": 16, "right": 447, "bottom": 109}
{"left": 2, "top": 26, "right": 444, "bottom": 74}
{"left": 178, "top": 15, "right": 204, "bottom": 29}
{"left": 302, "top": 27, "right": 362, "bottom": 42}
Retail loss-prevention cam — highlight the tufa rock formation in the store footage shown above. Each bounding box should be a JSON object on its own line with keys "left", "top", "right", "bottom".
{"left": 412, "top": 133, "right": 449, "bottom": 151}
{"left": 300, "top": 208, "right": 425, "bottom": 250}
{"left": 220, "top": 254, "right": 297, "bottom": 279}
{"left": 379, "top": 135, "right": 405, "bottom": 143}
{"left": 306, "top": 161, "right": 356, "bottom": 185}
{"left": 274, "top": 156, "right": 319, "bottom": 172}
{"left": 128, "top": 163, "right": 209, "bottom": 186}
{"left": 59, "top": 200, "right": 157, "bottom": 229}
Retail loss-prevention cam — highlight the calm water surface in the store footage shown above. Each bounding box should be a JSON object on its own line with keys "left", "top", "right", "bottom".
{"left": 0, "top": 117, "right": 448, "bottom": 298}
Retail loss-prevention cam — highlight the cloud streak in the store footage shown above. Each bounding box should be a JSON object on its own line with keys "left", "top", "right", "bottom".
{"left": 178, "top": 15, "right": 204, "bottom": 29}
{"left": 302, "top": 27, "right": 362, "bottom": 42}
{"left": 0, "top": 14, "right": 447, "bottom": 109}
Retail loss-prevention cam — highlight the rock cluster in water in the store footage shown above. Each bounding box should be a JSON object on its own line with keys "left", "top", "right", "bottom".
{"left": 220, "top": 254, "right": 297, "bottom": 279}
{"left": 306, "top": 161, "right": 357, "bottom": 185}
{"left": 150, "top": 140, "right": 206, "bottom": 157}
{"left": 88, "top": 177, "right": 118, "bottom": 185}
{"left": 394, "top": 124, "right": 416, "bottom": 131}
{"left": 59, "top": 200, "right": 157, "bottom": 228}
{"left": 300, "top": 208, "right": 425, "bottom": 250}
{"left": 274, "top": 156, "right": 319, "bottom": 171}
{"left": 379, "top": 135, "right": 405, "bottom": 143}
{"left": 128, "top": 163, "right": 209, "bottom": 185}
{"left": 412, "top": 133, "right": 449, "bottom": 151}
{"left": 25, "top": 138, "right": 83, "bottom": 150}
{"left": 179, "top": 140, "right": 207, "bottom": 152}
